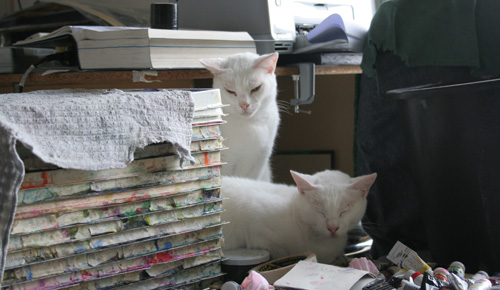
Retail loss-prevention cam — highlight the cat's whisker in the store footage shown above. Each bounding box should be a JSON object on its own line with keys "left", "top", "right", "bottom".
{"left": 277, "top": 100, "right": 292, "bottom": 115}
{"left": 357, "top": 222, "right": 380, "bottom": 232}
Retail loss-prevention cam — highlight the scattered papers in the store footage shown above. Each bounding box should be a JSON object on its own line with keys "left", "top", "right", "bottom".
{"left": 274, "top": 261, "right": 375, "bottom": 290}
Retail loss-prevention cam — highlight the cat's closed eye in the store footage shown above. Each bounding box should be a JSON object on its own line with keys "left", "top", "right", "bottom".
{"left": 316, "top": 209, "right": 326, "bottom": 217}
{"left": 225, "top": 89, "right": 237, "bottom": 96}
{"left": 251, "top": 84, "right": 262, "bottom": 93}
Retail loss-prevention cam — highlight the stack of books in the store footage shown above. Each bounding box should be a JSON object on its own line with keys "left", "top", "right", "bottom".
{"left": 13, "top": 26, "right": 257, "bottom": 70}
{"left": 3, "top": 89, "right": 227, "bottom": 289}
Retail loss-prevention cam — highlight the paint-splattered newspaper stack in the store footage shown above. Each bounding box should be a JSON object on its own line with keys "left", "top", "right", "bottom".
{"left": 3, "top": 89, "right": 227, "bottom": 290}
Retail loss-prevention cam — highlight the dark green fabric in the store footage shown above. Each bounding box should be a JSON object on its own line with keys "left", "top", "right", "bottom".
{"left": 362, "top": 0, "right": 500, "bottom": 78}
{"left": 475, "top": 0, "right": 500, "bottom": 76}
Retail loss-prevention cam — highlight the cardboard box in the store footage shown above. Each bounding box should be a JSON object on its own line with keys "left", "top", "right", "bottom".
{"left": 250, "top": 252, "right": 317, "bottom": 284}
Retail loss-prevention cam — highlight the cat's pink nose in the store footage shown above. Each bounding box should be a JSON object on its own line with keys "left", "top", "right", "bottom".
{"left": 239, "top": 103, "right": 250, "bottom": 110}
{"left": 328, "top": 225, "right": 339, "bottom": 235}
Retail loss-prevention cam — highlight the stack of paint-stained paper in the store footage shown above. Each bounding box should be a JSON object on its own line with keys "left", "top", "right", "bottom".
{"left": 3, "top": 89, "right": 227, "bottom": 290}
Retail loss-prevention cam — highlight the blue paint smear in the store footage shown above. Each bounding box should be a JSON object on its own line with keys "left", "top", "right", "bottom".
{"left": 158, "top": 241, "right": 172, "bottom": 251}
{"left": 26, "top": 266, "right": 33, "bottom": 280}
{"left": 92, "top": 240, "right": 104, "bottom": 248}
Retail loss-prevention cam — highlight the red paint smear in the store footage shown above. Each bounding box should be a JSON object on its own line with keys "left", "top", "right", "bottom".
{"left": 203, "top": 152, "right": 210, "bottom": 166}
{"left": 16, "top": 209, "right": 45, "bottom": 219}
{"left": 148, "top": 251, "right": 173, "bottom": 264}
{"left": 20, "top": 171, "right": 53, "bottom": 189}
{"left": 124, "top": 194, "right": 151, "bottom": 203}
{"left": 81, "top": 270, "right": 92, "bottom": 280}
{"left": 147, "top": 163, "right": 158, "bottom": 171}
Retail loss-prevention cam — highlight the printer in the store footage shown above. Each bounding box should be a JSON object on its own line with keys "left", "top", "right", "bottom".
{"left": 178, "top": 0, "right": 375, "bottom": 112}
{"left": 177, "top": 0, "right": 375, "bottom": 54}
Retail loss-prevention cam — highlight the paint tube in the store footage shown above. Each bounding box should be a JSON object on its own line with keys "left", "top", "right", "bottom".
{"left": 361, "top": 279, "right": 394, "bottom": 290}
{"left": 469, "top": 279, "right": 493, "bottom": 290}
{"left": 448, "top": 261, "right": 466, "bottom": 278}
{"left": 387, "top": 241, "right": 432, "bottom": 275}
{"left": 468, "top": 271, "right": 491, "bottom": 288}
{"left": 400, "top": 279, "right": 420, "bottom": 290}
{"left": 222, "top": 281, "right": 242, "bottom": 290}
{"left": 472, "top": 271, "right": 490, "bottom": 281}
{"left": 448, "top": 273, "right": 469, "bottom": 290}
{"left": 421, "top": 271, "right": 446, "bottom": 290}
{"left": 411, "top": 271, "right": 423, "bottom": 286}
{"left": 433, "top": 267, "right": 450, "bottom": 283}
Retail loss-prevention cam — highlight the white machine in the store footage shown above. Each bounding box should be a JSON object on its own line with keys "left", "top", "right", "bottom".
{"left": 177, "top": 0, "right": 375, "bottom": 54}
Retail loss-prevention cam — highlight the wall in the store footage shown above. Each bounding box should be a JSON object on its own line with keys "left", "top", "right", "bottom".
{"left": 195, "top": 73, "right": 357, "bottom": 185}
{"left": 0, "top": 0, "right": 36, "bottom": 18}
{"left": 0, "top": 0, "right": 157, "bottom": 19}
{"left": 272, "top": 74, "right": 356, "bottom": 184}
{"left": 1, "top": 0, "right": 389, "bottom": 24}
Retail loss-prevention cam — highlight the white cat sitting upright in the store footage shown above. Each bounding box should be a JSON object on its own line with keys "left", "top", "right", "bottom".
{"left": 221, "top": 169, "right": 377, "bottom": 264}
{"left": 200, "top": 52, "right": 280, "bottom": 182}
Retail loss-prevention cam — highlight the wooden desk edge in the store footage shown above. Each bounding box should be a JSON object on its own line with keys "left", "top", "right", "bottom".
{"left": 0, "top": 66, "right": 362, "bottom": 85}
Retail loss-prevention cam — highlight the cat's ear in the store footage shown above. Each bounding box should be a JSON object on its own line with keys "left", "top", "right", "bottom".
{"left": 254, "top": 52, "right": 279, "bottom": 74}
{"left": 199, "top": 58, "right": 226, "bottom": 76}
{"left": 349, "top": 173, "right": 377, "bottom": 198}
{"left": 290, "top": 170, "right": 317, "bottom": 194}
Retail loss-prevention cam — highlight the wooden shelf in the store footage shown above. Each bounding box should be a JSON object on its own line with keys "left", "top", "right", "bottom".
{"left": 0, "top": 66, "right": 361, "bottom": 93}
{"left": 277, "top": 65, "right": 362, "bottom": 76}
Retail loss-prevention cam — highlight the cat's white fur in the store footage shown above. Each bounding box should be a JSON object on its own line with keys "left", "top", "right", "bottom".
{"left": 221, "top": 169, "right": 377, "bottom": 263}
{"left": 200, "top": 52, "right": 280, "bottom": 182}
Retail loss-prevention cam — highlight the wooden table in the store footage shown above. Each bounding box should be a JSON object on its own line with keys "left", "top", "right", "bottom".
{"left": 0, "top": 66, "right": 361, "bottom": 93}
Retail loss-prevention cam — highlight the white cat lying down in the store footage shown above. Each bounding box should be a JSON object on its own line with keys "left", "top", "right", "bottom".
{"left": 221, "top": 169, "right": 377, "bottom": 264}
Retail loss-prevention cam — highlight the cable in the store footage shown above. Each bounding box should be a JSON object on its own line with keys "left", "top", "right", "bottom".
{"left": 16, "top": 51, "right": 78, "bottom": 93}
{"left": 17, "top": 0, "right": 22, "bottom": 10}
{"left": 17, "top": 64, "right": 35, "bottom": 93}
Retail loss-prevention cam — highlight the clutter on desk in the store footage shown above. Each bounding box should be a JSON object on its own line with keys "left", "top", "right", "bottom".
{"left": 222, "top": 241, "right": 500, "bottom": 290}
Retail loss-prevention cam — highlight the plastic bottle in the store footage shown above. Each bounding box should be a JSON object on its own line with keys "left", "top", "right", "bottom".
{"left": 448, "top": 261, "right": 466, "bottom": 278}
